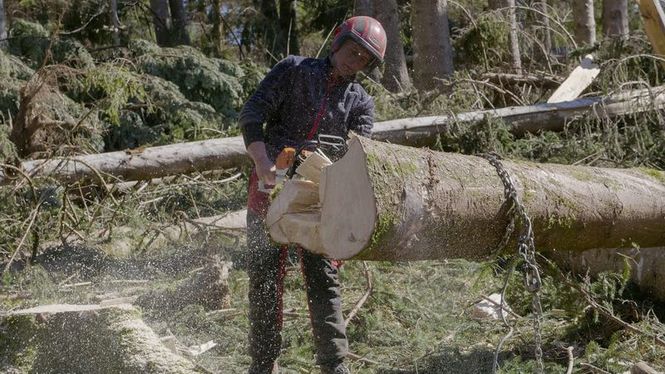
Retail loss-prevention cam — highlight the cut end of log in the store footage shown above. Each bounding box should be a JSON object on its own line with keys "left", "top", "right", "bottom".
{"left": 267, "top": 136, "right": 377, "bottom": 259}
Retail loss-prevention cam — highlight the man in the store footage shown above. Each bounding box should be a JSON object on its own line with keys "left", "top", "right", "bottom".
{"left": 239, "top": 16, "right": 387, "bottom": 374}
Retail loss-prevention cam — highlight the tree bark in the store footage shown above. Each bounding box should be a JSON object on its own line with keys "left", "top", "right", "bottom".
{"left": 354, "top": 0, "right": 374, "bottom": 16}
{"left": 278, "top": 0, "right": 299, "bottom": 56}
{"left": 412, "top": 0, "right": 454, "bottom": 90}
{"left": 506, "top": 0, "right": 522, "bottom": 74}
{"left": 3, "top": 305, "right": 201, "bottom": 373}
{"left": 0, "top": 0, "right": 8, "bottom": 50}
{"left": 168, "top": 0, "right": 190, "bottom": 45}
{"left": 540, "top": 0, "right": 552, "bottom": 54}
{"left": 210, "top": 0, "right": 223, "bottom": 56}
{"left": 267, "top": 135, "right": 665, "bottom": 260}
{"left": 375, "top": 0, "right": 412, "bottom": 92}
{"left": 149, "top": 0, "right": 170, "bottom": 46}
{"left": 110, "top": 0, "right": 121, "bottom": 46}
{"left": 573, "top": 0, "right": 597, "bottom": 46}
{"left": 3, "top": 86, "right": 665, "bottom": 185}
{"left": 603, "top": 0, "right": 629, "bottom": 38}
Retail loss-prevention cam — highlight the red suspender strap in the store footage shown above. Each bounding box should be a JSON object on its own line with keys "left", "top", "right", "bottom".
{"left": 305, "top": 80, "right": 335, "bottom": 141}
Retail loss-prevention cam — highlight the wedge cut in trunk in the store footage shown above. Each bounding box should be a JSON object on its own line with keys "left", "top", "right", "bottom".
{"left": 267, "top": 135, "right": 665, "bottom": 261}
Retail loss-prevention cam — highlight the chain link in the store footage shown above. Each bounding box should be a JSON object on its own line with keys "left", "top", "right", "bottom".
{"left": 482, "top": 152, "right": 544, "bottom": 374}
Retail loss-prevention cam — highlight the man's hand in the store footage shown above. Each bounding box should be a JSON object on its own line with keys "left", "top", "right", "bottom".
{"left": 247, "top": 141, "right": 276, "bottom": 186}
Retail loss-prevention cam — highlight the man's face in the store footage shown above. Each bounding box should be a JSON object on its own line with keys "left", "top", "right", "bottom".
{"left": 331, "top": 40, "right": 373, "bottom": 77}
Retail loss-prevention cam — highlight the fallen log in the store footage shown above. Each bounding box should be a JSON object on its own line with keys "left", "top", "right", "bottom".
{"left": 552, "top": 246, "right": 665, "bottom": 301}
{"left": 267, "top": 135, "right": 665, "bottom": 260}
{"left": 1, "top": 304, "right": 203, "bottom": 373}
{"left": 2, "top": 86, "right": 665, "bottom": 185}
{"left": 374, "top": 85, "right": 665, "bottom": 144}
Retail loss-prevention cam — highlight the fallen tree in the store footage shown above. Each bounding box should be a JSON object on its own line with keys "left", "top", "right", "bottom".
{"left": 267, "top": 135, "right": 665, "bottom": 261}
{"left": 2, "top": 86, "right": 664, "bottom": 185}
{"left": 1, "top": 304, "right": 203, "bottom": 373}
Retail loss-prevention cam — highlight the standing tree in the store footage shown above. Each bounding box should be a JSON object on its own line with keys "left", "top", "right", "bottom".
{"left": 412, "top": 0, "right": 454, "bottom": 90}
{"left": 573, "top": 0, "right": 597, "bottom": 45}
{"left": 150, "top": 0, "right": 171, "bottom": 46}
{"left": 210, "top": 0, "right": 224, "bottom": 56}
{"left": 149, "top": 0, "right": 190, "bottom": 46}
{"left": 602, "top": 0, "right": 629, "bottom": 38}
{"left": 0, "top": 0, "right": 6, "bottom": 50}
{"left": 374, "top": 0, "right": 411, "bottom": 92}
{"left": 506, "top": 0, "right": 522, "bottom": 74}
{"left": 278, "top": 0, "right": 299, "bottom": 56}
{"left": 354, "top": 0, "right": 373, "bottom": 16}
{"left": 110, "top": 0, "right": 120, "bottom": 46}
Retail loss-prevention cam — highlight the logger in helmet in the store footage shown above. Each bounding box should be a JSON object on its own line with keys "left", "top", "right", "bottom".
{"left": 239, "top": 16, "right": 387, "bottom": 374}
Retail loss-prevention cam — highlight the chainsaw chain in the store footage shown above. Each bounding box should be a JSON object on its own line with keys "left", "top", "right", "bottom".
{"left": 482, "top": 152, "right": 544, "bottom": 374}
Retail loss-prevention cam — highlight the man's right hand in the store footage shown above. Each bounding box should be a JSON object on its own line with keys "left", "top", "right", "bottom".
{"left": 247, "top": 141, "right": 276, "bottom": 186}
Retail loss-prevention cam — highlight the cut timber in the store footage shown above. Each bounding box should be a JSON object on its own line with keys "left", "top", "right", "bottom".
{"left": 3, "top": 86, "right": 665, "bottom": 185}
{"left": 638, "top": 0, "right": 665, "bottom": 69}
{"left": 268, "top": 135, "right": 665, "bottom": 261}
{"left": 266, "top": 180, "right": 320, "bottom": 249}
{"left": 1, "top": 304, "right": 202, "bottom": 373}
{"left": 547, "top": 55, "right": 600, "bottom": 103}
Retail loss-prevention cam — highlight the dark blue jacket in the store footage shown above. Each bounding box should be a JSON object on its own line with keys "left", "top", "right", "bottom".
{"left": 239, "top": 55, "right": 374, "bottom": 160}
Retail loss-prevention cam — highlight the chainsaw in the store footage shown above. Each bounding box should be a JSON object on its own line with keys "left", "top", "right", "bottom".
{"left": 258, "top": 134, "right": 347, "bottom": 193}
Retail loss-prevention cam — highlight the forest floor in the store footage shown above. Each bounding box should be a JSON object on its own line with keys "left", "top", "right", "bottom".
{"left": 2, "top": 230, "right": 664, "bottom": 373}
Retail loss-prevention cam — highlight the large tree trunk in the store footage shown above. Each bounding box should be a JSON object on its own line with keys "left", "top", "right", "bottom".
{"left": 3, "top": 86, "right": 665, "bottom": 185}
{"left": 149, "top": 0, "right": 170, "bottom": 46}
{"left": 573, "top": 0, "right": 597, "bottom": 46}
{"left": 375, "top": 0, "right": 411, "bottom": 92}
{"left": 210, "top": 0, "right": 223, "bottom": 56}
{"left": 602, "top": 0, "right": 629, "bottom": 38}
{"left": 267, "top": 135, "right": 665, "bottom": 260}
{"left": 412, "top": 0, "right": 454, "bottom": 90}
{"left": 168, "top": 0, "right": 190, "bottom": 45}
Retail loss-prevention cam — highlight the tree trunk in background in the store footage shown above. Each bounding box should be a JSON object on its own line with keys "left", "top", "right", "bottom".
{"left": 540, "top": 0, "right": 552, "bottom": 54}
{"left": 279, "top": 0, "right": 299, "bottom": 56}
{"left": 573, "top": 0, "right": 597, "bottom": 46}
{"left": 412, "top": 0, "right": 454, "bottom": 90}
{"left": 506, "top": 0, "right": 522, "bottom": 74}
{"left": 354, "top": 0, "right": 374, "bottom": 16}
{"left": 168, "top": 0, "right": 190, "bottom": 45}
{"left": 488, "top": 0, "right": 502, "bottom": 9}
{"left": 602, "top": 0, "right": 629, "bottom": 38}
{"left": 0, "top": 0, "right": 7, "bottom": 50}
{"left": 375, "top": 0, "right": 411, "bottom": 92}
{"left": 110, "top": 0, "right": 120, "bottom": 46}
{"left": 210, "top": 0, "right": 223, "bottom": 56}
{"left": 150, "top": 0, "right": 170, "bottom": 46}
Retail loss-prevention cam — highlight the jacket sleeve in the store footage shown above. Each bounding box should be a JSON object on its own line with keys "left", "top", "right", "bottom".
{"left": 348, "top": 90, "right": 374, "bottom": 137}
{"left": 238, "top": 56, "right": 297, "bottom": 147}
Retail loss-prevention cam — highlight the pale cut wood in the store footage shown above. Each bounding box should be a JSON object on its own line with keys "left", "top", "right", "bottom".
{"left": 295, "top": 151, "right": 332, "bottom": 184}
{"left": 638, "top": 0, "right": 665, "bottom": 69}
{"left": 547, "top": 55, "right": 600, "bottom": 103}
{"left": 265, "top": 180, "right": 319, "bottom": 232}
{"left": 269, "top": 135, "right": 665, "bottom": 261}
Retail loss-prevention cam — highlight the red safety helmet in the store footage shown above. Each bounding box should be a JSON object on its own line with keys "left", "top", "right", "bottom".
{"left": 331, "top": 16, "right": 387, "bottom": 69}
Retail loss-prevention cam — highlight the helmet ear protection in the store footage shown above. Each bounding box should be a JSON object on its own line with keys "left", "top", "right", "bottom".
{"left": 331, "top": 16, "right": 387, "bottom": 71}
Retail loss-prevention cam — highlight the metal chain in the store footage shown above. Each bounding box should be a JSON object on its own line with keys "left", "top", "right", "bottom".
{"left": 482, "top": 152, "right": 544, "bottom": 374}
